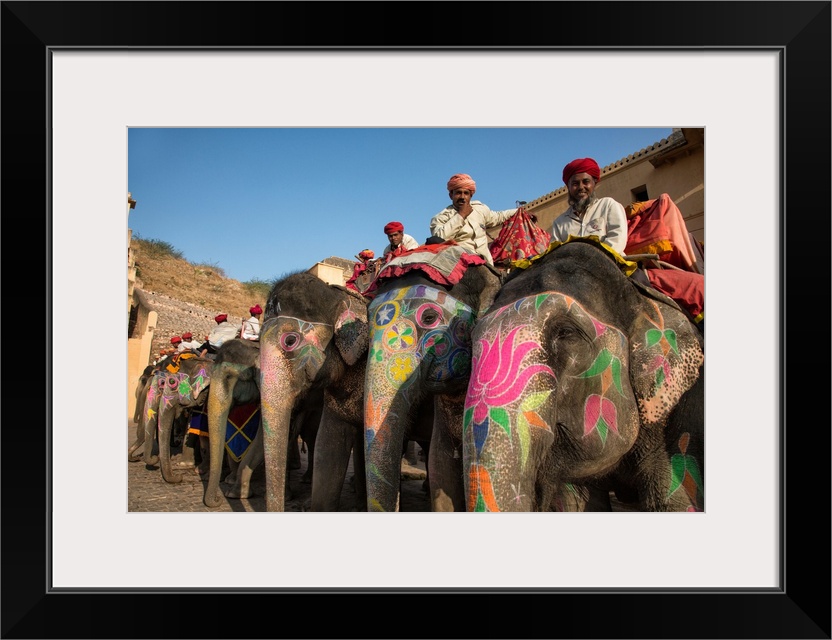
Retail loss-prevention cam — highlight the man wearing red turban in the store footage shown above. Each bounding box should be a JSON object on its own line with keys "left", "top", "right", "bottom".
{"left": 242, "top": 304, "right": 262, "bottom": 341}
{"left": 429, "top": 173, "right": 516, "bottom": 265}
{"left": 381, "top": 220, "right": 418, "bottom": 260}
{"left": 550, "top": 157, "right": 628, "bottom": 255}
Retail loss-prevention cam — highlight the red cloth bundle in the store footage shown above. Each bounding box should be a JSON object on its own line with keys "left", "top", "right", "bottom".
{"left": 489, "top": 206, "right": 552, "bottom": 267}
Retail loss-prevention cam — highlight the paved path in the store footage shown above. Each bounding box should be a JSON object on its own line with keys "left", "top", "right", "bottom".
{"left": 127, "top": 420, "right": 429, "bottom": 512}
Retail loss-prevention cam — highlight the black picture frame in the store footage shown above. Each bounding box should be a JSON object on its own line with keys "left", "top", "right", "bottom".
{"left": 2, "top": 2, "right": 829, "bottom": 638}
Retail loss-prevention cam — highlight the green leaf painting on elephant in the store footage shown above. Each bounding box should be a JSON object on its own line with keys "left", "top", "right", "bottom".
{"left": 462, "top": 238, "right": 704, "bottom": 513}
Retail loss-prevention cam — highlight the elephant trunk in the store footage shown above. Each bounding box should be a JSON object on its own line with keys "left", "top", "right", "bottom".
{"left": 463, "top": 419, "right": 554, "bottom": 512}
{"left": 259, "top": 344, "right": 299, "bottom": 512}
{"left": 204, "top": 370, "right": 235, "bottom": 508}
{"left": 157, "top": 394, "right": 183, "bottom": 484}
{"left": 364, "top": 359, "right": 415, "bottom": 512}
{"left": 141, "top": 377, "right": 161, "bottom": 466}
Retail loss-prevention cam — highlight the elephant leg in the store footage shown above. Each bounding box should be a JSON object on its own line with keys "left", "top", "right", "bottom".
{"left": 403, "top": 439, "right": 419, "bottom": 466}
{"left": 223, "top": 426, "right": 264, "bottom": 500}
{"left": 426, "top": 421, "right": 464, "bottom": 512}
{"left": 287, "top": 435, "right": 302, "bottom": 470}
{"left": 128, "top": 419, "right": 146, "bottom": 462}
{"left": 310, "top": 414, "right": 355, "bottom": 511}
{"left": 351, "top": 428, "right": 367, "bottom": 510}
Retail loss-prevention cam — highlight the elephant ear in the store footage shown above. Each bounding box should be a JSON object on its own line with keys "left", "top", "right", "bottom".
{"left": 629, "top": 297, "right": 704, "bottom": 428}
{"left": 476, "top": 267, "right": 504, "bottom": 317}
{"left": 333, "top": 292, "right": 369, "bottom": 366}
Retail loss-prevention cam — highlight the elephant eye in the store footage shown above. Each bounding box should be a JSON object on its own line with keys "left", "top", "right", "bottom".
{"left": 281, "top": 332, "right": 301, "bottom": 351}
{"left": 166, "top": 376, "right": 178, "bottom": 388}
{"left": 416, "top": 303, "right": 442, "bottom": 329}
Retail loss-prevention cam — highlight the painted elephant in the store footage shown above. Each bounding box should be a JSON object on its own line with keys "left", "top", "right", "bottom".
{"left": 129, "top": 364, "right": 157, "bottom": 462}
{"left": 202, "top": 337, "right": 322, "bottom": 508}
{"left": 363, "top": 245, "right": 503, "bottom": 512}
{"left": 259, "top": 272, "right": 369, "bottom": 512}
{"left": 462, "top": 238, "right": 704, "bottom": 512}
{"left": 151, "top": 353, "right": 213, "bottom": 483}
{"left": 203, "top": 338, "right": 263, "bottom": 507}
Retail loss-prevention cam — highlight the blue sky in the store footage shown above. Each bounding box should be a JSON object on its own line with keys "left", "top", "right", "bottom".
{"left": 128, "top": 127, "right": 673, "bottom": 283}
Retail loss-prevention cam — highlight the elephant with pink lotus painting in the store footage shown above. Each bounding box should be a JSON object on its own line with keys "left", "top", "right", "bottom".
{"left": 463, "top": 238, "right": 704, "bottom": 512}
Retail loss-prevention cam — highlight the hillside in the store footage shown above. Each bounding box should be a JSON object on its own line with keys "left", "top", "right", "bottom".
{"left": 131, "top": 237, "right": 272, "bottom": 317}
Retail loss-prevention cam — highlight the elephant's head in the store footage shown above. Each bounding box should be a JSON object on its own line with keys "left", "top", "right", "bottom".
{"left": 156, "top": 356, "right": 212, "bottom": 483}
{"left": 364, "top": 260, "right": 502, "bottom": 512}
{"left": 463, "top": 239, "right": 704, "bottom": 512}
{"left": 259, "top": 273, "right": 368, "bottom": 511}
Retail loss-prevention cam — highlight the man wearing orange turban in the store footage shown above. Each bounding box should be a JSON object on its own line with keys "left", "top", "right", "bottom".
{"left": 550, "top": 157, "right": 628, "bottom": 255}
{"left": 429, "top": 173, "right": 516, "bottom": 265}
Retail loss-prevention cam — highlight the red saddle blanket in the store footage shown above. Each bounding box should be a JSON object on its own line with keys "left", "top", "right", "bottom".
{"left": 361, "top": 242, "right": 485, "bottom": 299}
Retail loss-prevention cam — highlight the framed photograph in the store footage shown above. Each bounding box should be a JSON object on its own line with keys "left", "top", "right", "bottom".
{"left": 3, "top": 2, "right": 828, "bottom": 638}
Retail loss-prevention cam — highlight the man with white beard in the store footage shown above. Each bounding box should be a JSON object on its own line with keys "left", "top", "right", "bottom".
{"left": 550, "top": 157, "right": 628, "bottom": 256}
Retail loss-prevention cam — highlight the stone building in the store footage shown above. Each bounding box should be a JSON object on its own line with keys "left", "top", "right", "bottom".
{"left": 523, "top": 128, "right": 704, "bottom": 243}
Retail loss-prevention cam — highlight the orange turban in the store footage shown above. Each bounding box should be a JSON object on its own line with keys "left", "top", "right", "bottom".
{"left": 447, "top": 173, "right": 476, "bottom": 194}
{"left": 562, "top": 158, "right": 601, "bottom": 184}
{"left": 358, "top": 249, "right": 375, "bottom": 260}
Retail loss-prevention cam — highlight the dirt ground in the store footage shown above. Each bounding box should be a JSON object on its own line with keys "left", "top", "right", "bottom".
{"left": 127, "top": 419, "right": 430, "bottom": 512}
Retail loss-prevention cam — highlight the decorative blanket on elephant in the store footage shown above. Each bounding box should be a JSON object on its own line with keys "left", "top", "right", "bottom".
{"left": 361, "top": 242, "right": 486, "bottom": 299}
{"left": 625, "top": 193, "right": 701, "bottom": 273}
{"left": 164, "top": 352, "right": 198, "bottom": 374}
{"left": 224, "top": 403, "right": 261, "bottom": 463}
{"left": 186, "top": 403, "right": 260, "bottom": 463}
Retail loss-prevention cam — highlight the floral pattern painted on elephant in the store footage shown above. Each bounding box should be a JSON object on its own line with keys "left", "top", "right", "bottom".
{"left": 364, "top": 285, "right": 475, "bottom": 505}
{"left": 464, "top": 292, "right": 641, "bottom": 512}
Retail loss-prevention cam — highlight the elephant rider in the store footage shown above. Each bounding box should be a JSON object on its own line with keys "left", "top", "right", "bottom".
{"left": 346, "top": 249, "right": 378, "bottom": 293}
{"left": 197, "top": 313, "right": 240, "bottom": 358}
{"left": 170, "top": 335, "right": 184, "bottom": 353}
{"left": 381, "top": 221, "right": 419, "bottom": 261}
{"left": 429, "top": 173, "right": 516, "bottom": 266}
{"left": 241, "top": 304, "right": 262, "bottom": 341}
{"left": 178, "top": 332, "right": 202, "bottom": 353}
{"left": 550, "top": 157, "right": 628, "bottom": 255}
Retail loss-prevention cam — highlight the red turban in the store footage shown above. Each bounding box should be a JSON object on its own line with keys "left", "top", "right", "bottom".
{"left": 182, "top": 332, "right": 193, "bottom": 340}
{"left": 447, "top": 173, "right": 476, "bottom": 194}
{"left": 384, "top": 221, "right": 404, "bottom": 234}
{"left": 250, "top": 304, "right": 262, "bottom": 315}
{"left": 562, "top": 158, "right": 601, "bottom": 184}
{"left": 358, "top": 249, "right": 375, "bottom": 260}
{"left": 214, "top": 313, "right": 228, "bottom": 323}
{"left": 170, "top": 336, "right": 182, "bottom": 344}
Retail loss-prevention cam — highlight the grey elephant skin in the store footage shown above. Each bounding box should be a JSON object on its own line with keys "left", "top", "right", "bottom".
{"left": 463, "top": 239, "right": 704, "bottom": 512}
{"left": 364, "top": 261, "right": 502, "bottom": 512}
{"left": 203, "top": 339, "right": 264, "bottom": 507}
{"left": 259, "top": 273, "right": 369, "bottom": 512}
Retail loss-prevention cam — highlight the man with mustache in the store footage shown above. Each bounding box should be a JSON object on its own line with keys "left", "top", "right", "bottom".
{"left": 429, "top": 173, "right": 516, "bottom": 266}
{"left": 550, "top": 157, "right": 628, "bottom": 255}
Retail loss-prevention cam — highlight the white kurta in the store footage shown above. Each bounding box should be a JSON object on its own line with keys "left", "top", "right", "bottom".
{"left": 550, "top": 197, "right": 628, "bottom": 255}
{"left": 429, "top": 201, "right": 515, "bottom": 265}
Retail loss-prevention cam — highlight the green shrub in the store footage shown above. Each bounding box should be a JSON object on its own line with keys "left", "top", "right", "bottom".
{"left": 133, "top": 235, "right": 184, "bottom": 261}
{"left": 243, "top": 278, "right": 273, "bottom": 299}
